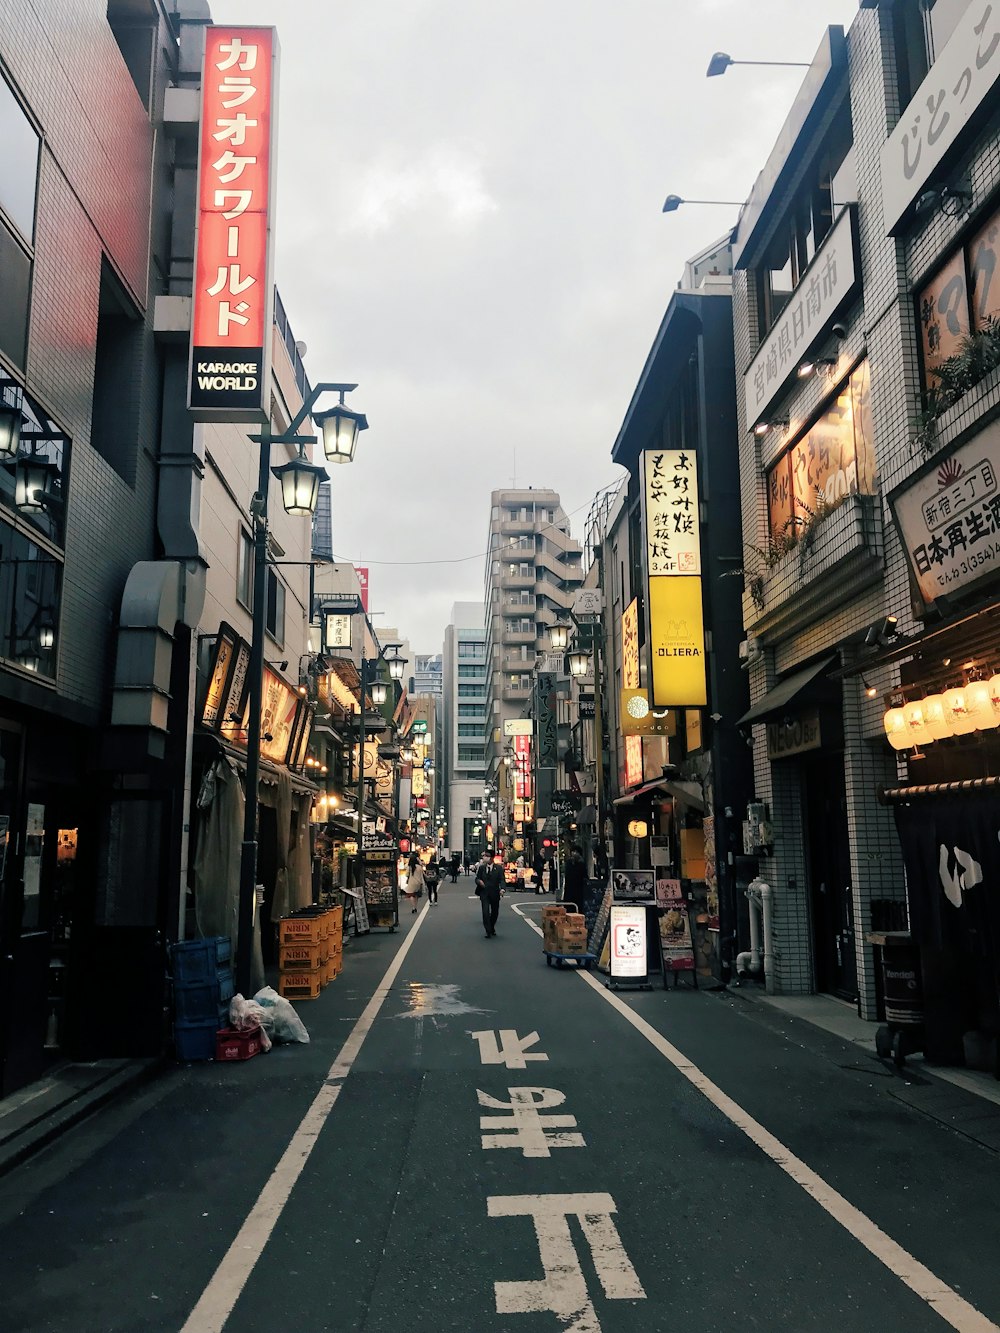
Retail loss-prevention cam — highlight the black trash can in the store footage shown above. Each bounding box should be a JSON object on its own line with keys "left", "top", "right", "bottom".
{"left": 868, "top": 930, "right": 924, "bottom": 1067}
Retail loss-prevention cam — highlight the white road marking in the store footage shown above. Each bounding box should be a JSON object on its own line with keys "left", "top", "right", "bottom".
{"left": 478, "top": 1087, "right": 585, "bottom": 1156}
{"left": 472, "top": 1028, "right": 548, "bottom": 1068}
{"left": 488, "top": 1192, "right": 644, "bottom": 1331}
{"left": 179, "top": 901, "right": 430, "bottom": 1333}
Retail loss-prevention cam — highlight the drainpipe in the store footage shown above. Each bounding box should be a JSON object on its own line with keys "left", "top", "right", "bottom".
{"left": 759, "top": 878, "right": 774, "bottom": 989}
{"left": 737, "top": 879, "right": 764, "bottom": 978}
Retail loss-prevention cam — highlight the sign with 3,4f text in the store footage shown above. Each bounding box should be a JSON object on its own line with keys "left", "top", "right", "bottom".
{"left": 642, "top": 450, "right": 701, "bottom": 576}
{"left": 189, "top": 27, "right": 278, "bottom": 421}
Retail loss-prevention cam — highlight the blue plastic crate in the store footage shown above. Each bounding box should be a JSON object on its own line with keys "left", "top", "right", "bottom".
{"left": 173, "top": 967, "right": 235, "bottom": 1022}
{"left": 174, "top": 1019, "right": 219, "bottom": 1062}
{"left": 171, "top": 937, "right": 231, "bottom": 984}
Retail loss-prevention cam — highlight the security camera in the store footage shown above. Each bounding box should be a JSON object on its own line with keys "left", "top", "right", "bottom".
{"left": 831, "top": 321, "right": 848, "bottom": 340}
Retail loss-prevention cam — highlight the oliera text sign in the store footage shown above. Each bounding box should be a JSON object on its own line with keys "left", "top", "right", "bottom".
{"left": 189, "top": 27, "right": 278, "bottom": 421}
{"left": 881, "top": 3, "right": 1000, "bottom": 235}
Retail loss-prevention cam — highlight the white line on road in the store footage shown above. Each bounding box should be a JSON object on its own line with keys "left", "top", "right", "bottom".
{"left": 180, "top": 903, "right": 430, "bottom": 1333}
{"left": 512, "top": 903, "right": 1000, "bottom": 1333}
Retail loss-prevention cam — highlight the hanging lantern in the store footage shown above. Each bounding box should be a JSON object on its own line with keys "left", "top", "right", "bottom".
{"left": 921, "top": 694, "right": 952, "bottom": 741}
{"left": 627, "top": 818, "right": 648, "bottom": 838}
{"left": 902, "top": 701, "right": 929, "bottom": 745}
{"left": 387, "top": 650, "right": 406, "bottom": 681}
{"left": 271, "top": 448, "right": 328, "bottom": 516}
{"left": 965, "top": 679, "right": 995, "bottom": 730}
{"left": 943, "top": 686, "right": 977, "bottom": 735}
{"left": 0, "top": 402, "right": 22, "bottom": 461}
{"left": 883, "top": 707, "right": 908, "bottom": 750}
{"left": 313, "top": 400, "right": 367, "bottom": 464}
{"left": 550, "top": 624, "right": 569, "bottom": 650}
{"left": 988, "top": 674, "right": 1000, "bottom": 717}
{"left": 567, "top": 649, "right": 590, "bottom": 678}
{"left": 15, "top": 454, "right": 57, "bottom": 513}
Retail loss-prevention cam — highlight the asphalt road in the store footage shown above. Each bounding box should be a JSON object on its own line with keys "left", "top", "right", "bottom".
{"left": 3, "top": 882, "right": 1000, "bottom": 1333}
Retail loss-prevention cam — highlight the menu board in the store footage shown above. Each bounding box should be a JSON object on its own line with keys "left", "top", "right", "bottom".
{"left": 610, "top": 904, "right": 648, "bottom": 981}
{"left": 588, "top": 883, "right": 613, "bottom": 959}
{"left": 656, "top": 879, "right": 695, "bottom": 982}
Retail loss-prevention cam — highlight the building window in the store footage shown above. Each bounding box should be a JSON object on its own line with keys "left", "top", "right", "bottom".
{"left": 458, "top": 723, "right": 482, "bottom": 737}
{"left": 0, "top": 75, "right": 39, "bottom": 244}
{"left": 917, "top": 203, "right": 1000, "bottom": 392}
{"left": 766, "top": 361, "right": 876, "bottom": 540}
{"left": 458, "top": 641, "right": 483, "bottom": 657}
{"left": 90, "top": 259, "right": 143, "bottom": 485}
{"left": 266, "top": 571, "right": 285, "bottom": 645}
{"left": 458, "top": 745, "right": 485, "bottom": 762}
{"left": 892, "top": 0, "right": 965, "bottom": 110}
{"left": 107, "top": 0, "right": 157, "bottom": 110}
{"left": 237, "top": 530, "right": 253, "bottom": 609}
{"left": 753, "top": 102, "right": 853, "bottom": 339}
{"left": 458, "top": 704, "right": 485, "bottom": 717}
{"left": 458, "top": 683, "right": 485, "bottom": 697}
{"left": 459, "top": 664, "right": 487, "bottom": 679}
{"left": 0, "top": 522, "right": 62, "bottom": 679}
{"left": 470, "top": 797, "right": 483, "bottom": 812}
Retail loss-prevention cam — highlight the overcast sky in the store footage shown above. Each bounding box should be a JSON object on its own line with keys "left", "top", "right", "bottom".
{"left": 212, "top": 0, "right": 859, "bottom": 654}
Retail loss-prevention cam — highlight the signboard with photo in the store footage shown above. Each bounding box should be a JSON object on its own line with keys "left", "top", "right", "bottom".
{"left": 611, "top": 868, "right": 656, "bottom": 904}
{"left": 656, "top": 879, "right": 696, "bottom": 981}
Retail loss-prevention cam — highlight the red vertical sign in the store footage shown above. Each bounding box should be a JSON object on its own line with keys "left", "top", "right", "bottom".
{"left": 189, "top": 27, "right": 278, "bottom": 421}
{"left": 514, "top": 733, "right": 532, "bottom": 800}
{"left": 355, "top": 566, "right": 369, "bottom": 612}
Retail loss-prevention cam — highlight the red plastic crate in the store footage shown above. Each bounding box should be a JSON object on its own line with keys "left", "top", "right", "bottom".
{"left": 215, "top": 1024, "right": 264, "bottom": 1062}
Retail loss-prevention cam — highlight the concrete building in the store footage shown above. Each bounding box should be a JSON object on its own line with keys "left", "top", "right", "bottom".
{"left": 483, "top": 489, "right": 584, "bottom": 789}
{"left": 442, "top": 602, "right": 487, "bottom": 861}
{"left": 410, "top": 654, "right": 442, "bottom": 698}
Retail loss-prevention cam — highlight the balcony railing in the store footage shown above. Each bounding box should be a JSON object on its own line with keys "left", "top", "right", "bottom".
{"left": 500, "top": 573, "right": 536, "bottom": 591}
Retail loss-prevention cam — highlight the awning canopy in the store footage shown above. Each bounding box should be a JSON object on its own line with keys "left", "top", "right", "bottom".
{"left": 613, "top": 777, "right": 706, "bottom": 813}
{"left": 737, "top": 654, "right": 837, "bottom": 727}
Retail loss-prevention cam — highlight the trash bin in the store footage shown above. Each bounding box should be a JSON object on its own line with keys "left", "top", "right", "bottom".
{"left": 868, "top": 930, "right": 924, "bottom": 1067}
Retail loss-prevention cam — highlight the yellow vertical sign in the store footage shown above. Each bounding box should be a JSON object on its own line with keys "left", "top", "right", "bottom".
{"left": 648, "top": 577, "right": 707, "bottom": 707}
{"left": 622, "top": 597, "right": 640, "bottom": 689}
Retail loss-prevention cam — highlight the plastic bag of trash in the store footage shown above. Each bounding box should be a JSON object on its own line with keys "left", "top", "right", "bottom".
{"left": 252, "top": 985, "right": 310, "bottom": 1043}
{"left": 228, "top": 994, "right": 273, "bottom": 1051}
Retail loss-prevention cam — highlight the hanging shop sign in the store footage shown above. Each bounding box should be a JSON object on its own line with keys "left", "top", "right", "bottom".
{"left": 514, "top": 732, "right": 533, "bottom": 799}
{"left": 354, "top": 566, "right": 369, "bottom": 611}
{"left": 642, "top": 449, "right": 701, "bottom": 576}
{"left": 551, "top": 790, "right": 581, "bottom": 814}
{"left": 323, "top": 613, "right": 352, "bottom": 650}
{"left": 362, "top": 821, "right": 397, "bottom": 853}
{"left": 256, "top": 667, "right": 298, "bottom": 764}
{"left": 609, "top": 903, "right": 648, "bottom": 981}
{"left": 201, "top": 622, "right": 238, "bottom": 729}
{"left": 624, "top": 735, "right": 643, "bottom": 789}
{"left": 648, "top": 575, "right": 707, "bottom": 708}
{"left": 189, "top": 26, "right": 278, "bottom": 421}
{"left": 743, "top": 207, "right": 858, "bottom": 429}
{"left": 578, "top": 694, "right": 595, "bottom": 720}
{"left": 572, "top": 588, "right": 604, "bottom": 617}
{"left": 535, "top": 672, "right": 559, "bottom": 767}
{"left": 622, "top": 598, "right": 640, "bottom": 690}
{"left": 882, "top": 3, "right": 1000, "bottom": 235}
{"left": 890, "top": 419, "right": 1000, "bottom": 607}
{"left": 503, "top": 718, "right": 534, "bottom": 737}
{"left": 611, "top": 868, "right": 656, "bottom": 903}
{"left": 766, "top": 709, "right": 822, "bottom": 760}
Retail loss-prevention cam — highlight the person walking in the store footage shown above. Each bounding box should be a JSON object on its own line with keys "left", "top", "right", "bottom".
{"left": 403, "top": 860, "right": 425, "bottom": 913}
{"left": 425, "top": 857, "right": 440, "bottom": 905}
{"left": 449, "top": 854, "right": 461, "bottom": 883}
{"left": 475, "top": 854, "right": 505, "bottom": 938}
{"left": 463, "top": 851, "right": 472, "bottom": 876}
{"left": 563, "top": 845, "right": 587, "bottom": 911}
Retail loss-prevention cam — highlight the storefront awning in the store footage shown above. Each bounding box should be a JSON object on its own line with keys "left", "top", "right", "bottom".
{"left": 737, "top": 654, "right": 837, "bottom": 727}
{"left": 613, "top": 777, "right": 706, "bottom": 813}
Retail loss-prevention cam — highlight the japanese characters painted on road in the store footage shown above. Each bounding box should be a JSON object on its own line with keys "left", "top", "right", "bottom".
{"left": 611, "top": 868, "right": 655, "bottom": 903}
{"left": 648, "top": 574, "right": 707, "bottom": 708}
{"left": 889, "top": 419, "right": 1000, "bottom": 607}
{"left": 642, "top": 449, "right": 701, "bottom": 576}
{"left": 609, "top": 903, "right": 648, "bottom": 980}
{"left": 478, "top": 1088, "right": 585, "bottom": 1157}
{"left": 189, "top": 27, "right": 278, "bottom": 420}
{"left": 472, "top": 1029, "right": 549, "bottom": 1069}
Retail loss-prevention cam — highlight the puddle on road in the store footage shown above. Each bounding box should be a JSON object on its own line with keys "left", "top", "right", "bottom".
{"left": 394, "top": 982, "right": 491, "bottom": 1022}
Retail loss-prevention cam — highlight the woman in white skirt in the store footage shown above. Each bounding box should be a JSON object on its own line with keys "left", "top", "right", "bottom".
{"left": 402, "top": 860, "right": 426, "bottom": 913}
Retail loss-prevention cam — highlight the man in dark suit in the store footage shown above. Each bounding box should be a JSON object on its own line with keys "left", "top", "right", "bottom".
{"left": 476, "top": 854, "right": 505, "bottom": 938}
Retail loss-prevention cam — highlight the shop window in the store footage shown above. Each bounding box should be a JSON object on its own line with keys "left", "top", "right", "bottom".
{"left": 90, "top": 259, "right": 142, "bottom": 485}
{"left": 106, "top": 0, "right": 157, "bottom": 111}
{"left": 917, "top": 201, "right": 1000, "bottom": 392}
{"left": 765, "top": 360, "right": 876, "bottom": 542}
{"left": 893, "top": 0, "right": 966, "bottom": 109}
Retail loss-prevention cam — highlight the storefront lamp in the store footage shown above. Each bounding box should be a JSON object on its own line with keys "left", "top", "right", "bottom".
{"left": 387, "top": 650, "right": 406, "bottom": 681}
{"left": 965, "top": 679, "right": 995, "bottom": 730}
{"left": 550, "top": 623, "right": 569, "bottom": 650}
{"left": 883, "top": 707, "right": 908, "bottom": 750}
{"left": 567, "top": 649, "right": 590, "bottom": 678}
{"left": 313, "top": 390, "right": 368, "bottom": 465}
{"left": 944, "top": 686, "right": 978, "bottom": 735}
{"left": 902, "top": 701, "right": 929, "bottom": 745}
{"left": 271, "top": 447, "right": 328, "bottom": 516}
{"left": 0, "top": 402, "right": 22, "bottom": 461}
{"left": 922, "top": 694, "right": 953, "bottom": 741}
{"left": 627, "top": 818, "right": 648, "bottom": 838}
{"left": 370, "top": 679, "right": 388, "bottom": 705}
{"left": 401, "top": 745, "right": 415, "bottom": 763}
{"left": 15, "top": 454, "right": 57, "bottom": 513}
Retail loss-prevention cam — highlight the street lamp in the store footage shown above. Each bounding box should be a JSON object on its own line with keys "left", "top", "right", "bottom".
{"left": 0, "top": 401, "right": 22, "bottom": 460}
{"left": 567, "top": 648, "right": 591, "bottom": 679}
{"left": 312, "top": 383, "right": 368, "bottom": 464}
{"left": 235, "top": 380, "right": 365, "bottom": 996}
{"left": 370, "top": 679, "right": 388, "bottom": 705}
{"left": 662, "top": 195, "right": 744, "bottom": 213}
{"left": 549, "top": 623, "right": 570, "bottom": 650}
{"left": 706, "top": 51, "right": 810, "bottom": 77}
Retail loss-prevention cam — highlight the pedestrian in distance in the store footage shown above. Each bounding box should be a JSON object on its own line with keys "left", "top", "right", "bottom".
{"left": 403, "top": 861, "right": 425, "bottom": 913}
{"left": 449, "top": 854, "right": 461, "bottom": 883}
{"left": 563, "top": 845, "right": 587, "bottom": 911}
{"left": 476, "top": 853, "right": 505, "bottom": 938}
{"left": 425, "top": 857, "right": 440, "bottom": 905}
{"left": 463, "top": 851, "right": 472, "bottom": 876}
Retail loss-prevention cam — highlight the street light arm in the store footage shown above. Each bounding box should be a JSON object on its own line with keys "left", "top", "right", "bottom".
{"left": 257, "top": 380, "right": 361, "bottom": 444}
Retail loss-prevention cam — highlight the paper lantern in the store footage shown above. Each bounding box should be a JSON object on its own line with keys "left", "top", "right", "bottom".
{"left": 964, "top": 679, "right": 996, "bottom": 731}
{"left": 902, "top": 701, "right": 929, "bottom": 745}
{"left": 989, "top": 675, "right": 1000, "bottom": 714}
{"left": 883, "top": 708, "right": 908, "bottom": 750}
{"left": 921, "top": 694, "right": 953, "bottom": 741}
{"left": 943, "top": 687, "right": 977, "bottom": 735}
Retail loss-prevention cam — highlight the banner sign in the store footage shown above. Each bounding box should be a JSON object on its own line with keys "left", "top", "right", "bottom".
{"left": 890, "top": 419, "right": 1000, "bottom": 606}
{"left": 643, "top": 449, "right": 701, "bottom": 575}
{"left": 189, "top": 27, "right": 278, "bottom": 421}
{"left": 355, "top": 566, "right": 369, "bottom": 611}
{"left": 535, "top": 672, "right": 558, "bottom": 767}
{"left": 648, "top": 575, "right": 707, "bottom": 707}
{"left": 610, "top": 903, "right": 648, "bottom": 980}
{"left": 622, "top": 598, "right": 640, "bottom": 689}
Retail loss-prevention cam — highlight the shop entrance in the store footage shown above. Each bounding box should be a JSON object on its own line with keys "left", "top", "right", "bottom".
{"left": 803, "top": 752, "right": 856, "bottom": 1001}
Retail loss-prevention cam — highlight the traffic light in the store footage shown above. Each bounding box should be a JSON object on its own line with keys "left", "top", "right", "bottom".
{"left": 542, "top": 838, "right": 553, "bottom": 849}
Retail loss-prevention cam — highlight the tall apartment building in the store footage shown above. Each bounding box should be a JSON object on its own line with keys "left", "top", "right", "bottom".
{"left": 484, "top": 490, "right": 584, "bottom": 781}
{"left": 442, "top": 603, "right": 487, "bottom": 859}
{"left": 410, "top": 654, "right": 443, "bottom": 698}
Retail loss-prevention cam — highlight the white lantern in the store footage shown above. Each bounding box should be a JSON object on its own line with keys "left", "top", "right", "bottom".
{"left": 314, "top": 401, "right": 367, "bottom": 464}
{"left": 989, "top": 675, "right": 1000, "bottom": 717}
{"left": 0, "top": 403, "right": 22, "bottom": 461}
{"left": 271, "top": 451, "right": 328, "bottom": 516}
{"left": 883, "top": 708, "right": 908, "bottom": 750}
{"left": 965, "top": 679, "right": 995, "bottom": 731}
{"left": 903, "top": 701, "right": 929, "bottom": 745}
{"left": 922, "top": 694, "right": 953, "bottom": 741}
{"left": 943, "top": 687, "right": 977, "bottom": 735}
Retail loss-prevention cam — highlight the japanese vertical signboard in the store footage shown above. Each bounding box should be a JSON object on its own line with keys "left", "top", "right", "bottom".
{"left": 621, "top": 598, "right": 643, "bottom": 788}
{"left": 354, "top": 566, "right": 370, "bottom": 611}
{"left": 189, "top": 27, "right": 278, "bottom": 420}
{"left": 642, "top": 452, "right": 707, "bottom": 709}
